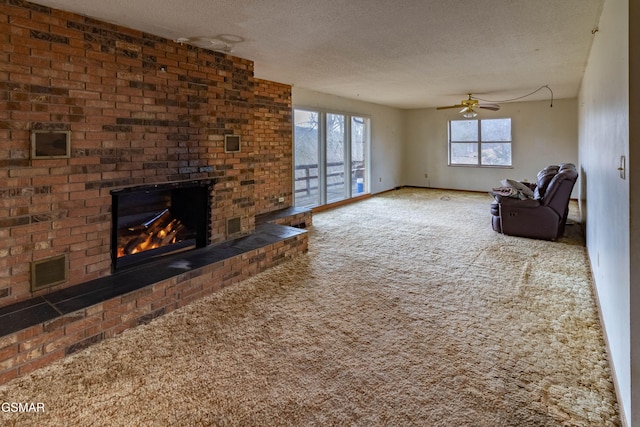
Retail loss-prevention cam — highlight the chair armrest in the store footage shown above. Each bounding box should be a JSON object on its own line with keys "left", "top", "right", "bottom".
{"left": 493, "top": 195, "right": 541, "bottom": 208}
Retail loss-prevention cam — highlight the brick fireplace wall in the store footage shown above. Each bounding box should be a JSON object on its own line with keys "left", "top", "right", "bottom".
{"left": 0, "top": 0, "right": 294, "bottom": 308}
{"left": 253, "top": 80, "right": 293, "bottom": 214}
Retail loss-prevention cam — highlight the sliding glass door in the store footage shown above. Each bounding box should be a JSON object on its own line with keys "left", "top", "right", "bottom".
{"left": 326, "top": 113, "right": 345, "bottom": 203}
{"left": 294, "top": 110, "right": 320, "bottom": 207}
{"left": 351, "top": 116, "right": 367, "bottom": 196}
{"left": 294, "top": 108, "right": 369, "bottom": 208}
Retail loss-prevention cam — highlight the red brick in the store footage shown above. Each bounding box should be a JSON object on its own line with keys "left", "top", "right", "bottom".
{"left": 103, "top": 300, "right": 136, "bottom": 320}
{"left": 64, "top": 315, "right": 101, "bottom": 336}
{"left": 14, "top": 347, "right": 43, "bottom": 365}
{"left": 17, "top": 325, "right": 43, "bottom": 342}
{"left": 0, "top": 368, "right": 18, "bottom": 384}
{"left": 20, "top": 328, "right": 63, "bottom": 352}
{"left": 43, "top": 331, "right": 84, "bottom": 354}
{"left": 136, "top": 290, "right": 165, "bottom": 307}
{"left": 18, "top": 349, "right": 65, "bottom": 376}
{"left": 0, "top": 344, "right": 18, "bottom": 362}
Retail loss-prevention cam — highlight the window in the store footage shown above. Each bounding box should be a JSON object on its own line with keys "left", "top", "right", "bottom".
{"left": 294, "top": 108, "right": 370, "bottom": 208}
{"left": 448, "top": 118, "right": 512, "bottom": 167}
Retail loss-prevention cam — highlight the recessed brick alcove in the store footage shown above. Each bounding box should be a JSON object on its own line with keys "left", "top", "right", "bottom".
{"left": 0, "top": 0, "right": 300, "bottom": 384}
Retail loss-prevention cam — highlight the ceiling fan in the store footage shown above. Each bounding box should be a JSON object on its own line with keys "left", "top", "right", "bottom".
{"left": 436, "top": 94, "right": 500, "bottom": 118}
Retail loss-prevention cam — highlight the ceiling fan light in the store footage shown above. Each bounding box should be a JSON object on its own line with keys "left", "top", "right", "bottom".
{"left": 462, "top": 109, "right": 478, "bottom": 118}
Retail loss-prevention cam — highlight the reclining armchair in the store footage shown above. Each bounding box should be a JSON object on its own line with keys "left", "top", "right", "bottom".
{"left": 490, "top": 163, "right": 578, "bottom": 240}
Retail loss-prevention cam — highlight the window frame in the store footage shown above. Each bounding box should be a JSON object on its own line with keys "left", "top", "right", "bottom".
{"left": 448, "top": 118, "right": 513, "bottom": 168}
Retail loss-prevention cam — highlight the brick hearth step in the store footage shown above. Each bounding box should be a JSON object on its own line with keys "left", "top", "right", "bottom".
{"left": 0, "top": 224, "right": 304, "bottom": 337}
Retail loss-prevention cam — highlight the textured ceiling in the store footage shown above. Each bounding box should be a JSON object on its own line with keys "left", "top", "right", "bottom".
{"left": 29, "top": 0, "right": 604, "bottom": 109}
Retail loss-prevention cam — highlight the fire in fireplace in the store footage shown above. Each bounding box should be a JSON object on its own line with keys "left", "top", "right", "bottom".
{"left": 117, "top": 208, "right": 189, "bottom": 257}
{"left": 110, "top": 179, "right": 214, "bottom": 271}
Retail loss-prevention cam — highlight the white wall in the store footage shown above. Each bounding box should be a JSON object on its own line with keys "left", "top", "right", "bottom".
{"left": 403, "top": 99, "right": 578, "bottom": 193}
{"left": 630, "top": 1, "right": 640, "bottom": 426}
{"left": 292, "top": 87, "right": 405, "bottom": 194}
{"left": 578, "top": 0, "right": 631, "bottom": 424}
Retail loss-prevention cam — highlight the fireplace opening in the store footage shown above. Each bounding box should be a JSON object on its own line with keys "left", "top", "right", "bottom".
{"left": 111, "top": 180, "right": 214, "bottom": 271}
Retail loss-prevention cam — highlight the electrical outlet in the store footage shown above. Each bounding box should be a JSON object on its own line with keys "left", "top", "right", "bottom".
{"left": 278, "top": 197, "right": 285, "bottom": 203}
{"left": 424, "top": 173, "right": 428, "bottom": 179}
{"left": 379, "top": 177, "right": 382, "bottom": 182}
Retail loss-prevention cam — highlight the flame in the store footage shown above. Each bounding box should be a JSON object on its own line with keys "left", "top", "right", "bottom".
{"left": 117, "top": 213, "right": 185, "bottom": 258}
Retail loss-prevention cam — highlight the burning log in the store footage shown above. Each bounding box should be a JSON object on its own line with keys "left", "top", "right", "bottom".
{"left": 127, "top": 209, "right": 171, "bottom": 232}
{"left": 118, "top": 209, "right": 189, "bottom": 257}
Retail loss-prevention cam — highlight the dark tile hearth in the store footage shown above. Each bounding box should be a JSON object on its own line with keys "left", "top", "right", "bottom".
{"left": 0, "top": 223, "right": 305, "bottom": 338}
{"left": 255, "top": 206, "right": 310, "bottom": 226}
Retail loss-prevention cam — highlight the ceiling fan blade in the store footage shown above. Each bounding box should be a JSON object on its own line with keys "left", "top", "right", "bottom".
{"left": 436, "top": 104, "right": 464, "bottom": 110}
{"left": 438, "top": 94, "right": 499, "bottom": 114}
{"left": 478, "top": 103, "right": 500, "bottom": 111}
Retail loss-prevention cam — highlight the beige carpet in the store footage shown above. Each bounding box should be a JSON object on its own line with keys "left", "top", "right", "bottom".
{"left": 0, "top": 188, "right": 619, "bottom": 426}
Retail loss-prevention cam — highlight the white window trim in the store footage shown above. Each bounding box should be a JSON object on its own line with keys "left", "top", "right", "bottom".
{"left": 448, "top": 118, "right": 513, "bottom": 168}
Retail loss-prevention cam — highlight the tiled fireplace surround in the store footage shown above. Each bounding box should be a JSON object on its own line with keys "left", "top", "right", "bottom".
{"left": 0, "top": 1, "right": 310, "bottom": 384}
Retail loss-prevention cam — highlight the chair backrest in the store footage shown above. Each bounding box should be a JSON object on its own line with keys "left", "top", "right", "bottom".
{"left": 533, "top": 165, "right": 559, "bottom": 199}
{"left": 539, "top": 163, "right": 578, "bottom": 215}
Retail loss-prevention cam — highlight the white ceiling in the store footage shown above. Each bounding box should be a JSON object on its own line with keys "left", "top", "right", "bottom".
{"left": 29, "top": 0, "right": 604, "bottom": 109}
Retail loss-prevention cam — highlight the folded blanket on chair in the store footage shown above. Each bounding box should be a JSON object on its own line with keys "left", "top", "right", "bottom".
{"left": 490, "top": 186, "right": 528, "bottom": 199}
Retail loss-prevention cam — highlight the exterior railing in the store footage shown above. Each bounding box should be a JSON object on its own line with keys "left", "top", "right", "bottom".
{"left": 294, "top": 161, "right": 365, "bottom": 206}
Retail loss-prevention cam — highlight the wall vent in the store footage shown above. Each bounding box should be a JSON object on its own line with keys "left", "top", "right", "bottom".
{"left": 224, "top": 134, "right": 241, "bottom": 153}
{"left": 31, "top": 254, "right": 67, "bottom": 292}
{"left": 31, "top": 130, "right": 71, "bottom": 159}
{"left": 227, "top": 217, "right": 242, "bottom": 236}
